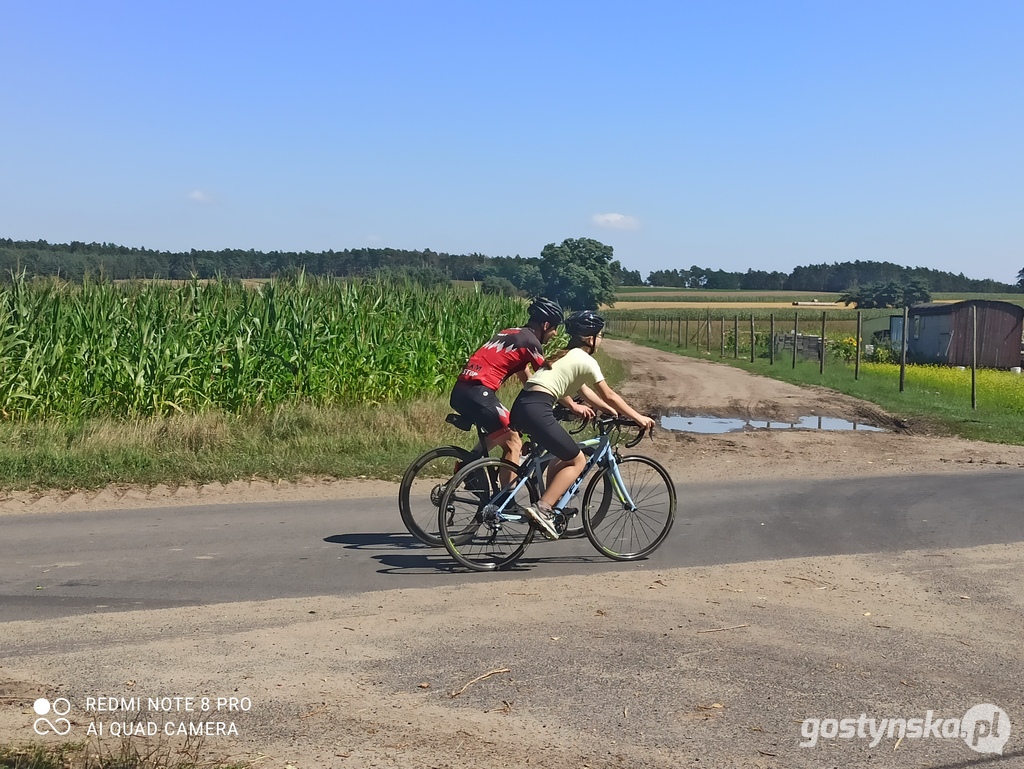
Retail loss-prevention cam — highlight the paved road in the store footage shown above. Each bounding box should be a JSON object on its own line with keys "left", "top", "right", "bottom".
{"left": 2, "top": 471, "right": 1022, "bottom": 622}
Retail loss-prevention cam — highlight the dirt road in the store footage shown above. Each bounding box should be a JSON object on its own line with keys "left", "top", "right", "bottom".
{"left": 3, "top": 340, "right": 1023, "bottom": 767}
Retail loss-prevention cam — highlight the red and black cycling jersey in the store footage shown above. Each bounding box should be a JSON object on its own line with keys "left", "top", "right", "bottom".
{"left": 457, "top": 327, "right": 546, "bottom": 391}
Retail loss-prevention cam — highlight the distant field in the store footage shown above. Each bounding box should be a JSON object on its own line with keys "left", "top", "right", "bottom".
{"left": 603, "top": 306, "right": 895, "bottom": 322}
{"left": 606, "top": 301, "right": 852, "bottom": 311}
{"left": 610, "top": 287, "right": 1024, "bottom": 311}
{"left": 613, "top": 288, "right": 843, "bottom": 304}
{"left": 932, "top": 292, "right": 1024, "bottom": 304}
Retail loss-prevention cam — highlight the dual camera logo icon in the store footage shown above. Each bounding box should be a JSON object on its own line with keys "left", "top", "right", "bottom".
{"left": 33, "top": 697, "right": 71, "bottom": 736}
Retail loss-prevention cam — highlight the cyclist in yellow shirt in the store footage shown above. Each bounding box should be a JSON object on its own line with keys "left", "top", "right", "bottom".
{"left": 508, "top": 310, "right": 654, "bottom": 539}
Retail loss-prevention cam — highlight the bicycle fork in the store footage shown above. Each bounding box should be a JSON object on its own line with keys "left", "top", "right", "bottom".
{"left": 606, "top": 459, "right": 638, "bottom": 511}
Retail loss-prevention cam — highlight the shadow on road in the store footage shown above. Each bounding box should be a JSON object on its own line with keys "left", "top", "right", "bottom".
{"left": 323, "top": 532, "right": 606, "bottom": 576}
{"left": 324, "top": 532, "right": 472, "bottom": 575}
{"left": 324, "top": 532, "right": 427, "bottom": 550}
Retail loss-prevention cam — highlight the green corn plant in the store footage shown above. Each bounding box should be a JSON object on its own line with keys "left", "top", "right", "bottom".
{"left": 0, "top": 274, "right": 524, "bottom": 420}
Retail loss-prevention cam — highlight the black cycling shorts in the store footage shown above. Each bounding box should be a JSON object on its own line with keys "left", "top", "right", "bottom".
{"left": 449, "top": 380, "right": 511, "bottom": 437}
{"left": 509, "top": 389, "right": 581, "bottom": 462}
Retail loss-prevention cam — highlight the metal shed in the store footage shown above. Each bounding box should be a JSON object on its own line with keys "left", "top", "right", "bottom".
{"left": 906, "top": 300, "right": 1024, "bottom": 368}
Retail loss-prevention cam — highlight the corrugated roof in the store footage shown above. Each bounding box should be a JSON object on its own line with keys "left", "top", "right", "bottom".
{"left": 909, "top": 299, "right": 1024, "bottom": 317}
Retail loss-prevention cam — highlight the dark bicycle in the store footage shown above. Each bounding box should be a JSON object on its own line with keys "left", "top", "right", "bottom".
{"left": 397, "top": 413, "right": 490, "bottom": 546}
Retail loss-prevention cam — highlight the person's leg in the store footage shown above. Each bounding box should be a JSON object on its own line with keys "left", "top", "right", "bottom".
{"left": 485, "top": 428, "right": 522, "bottom": 464}
{"left": 484, "top": 427, "right": 521, "bottom": 487}
{"left": 509, "top": 391, "right": 582, "bottom": 539}
{"left": 539, "top": 451, "right": 586, "bottom": 509}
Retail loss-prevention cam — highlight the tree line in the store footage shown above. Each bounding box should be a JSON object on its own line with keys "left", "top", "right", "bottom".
{"left": 645, "top": 261, "right": 1015, "bottom": 293}
{"left": 0, "top": 238, "right": 1015, "bottom": 296}
{"left": 0, "top": 237, "right": 624, "bottom": 310}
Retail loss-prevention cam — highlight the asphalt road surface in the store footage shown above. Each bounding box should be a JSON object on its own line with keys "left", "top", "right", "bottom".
{"left": 2, "top": 471, "right": 1021, "bottom": 622}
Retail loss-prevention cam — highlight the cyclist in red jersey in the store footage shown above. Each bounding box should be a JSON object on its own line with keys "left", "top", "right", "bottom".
{"left": 450, "top": 298, "right": 587, "bottom": 467}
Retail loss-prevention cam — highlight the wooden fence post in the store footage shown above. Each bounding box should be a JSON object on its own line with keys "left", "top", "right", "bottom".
{"left": 855, "top": 311, "right": 862, "bottom": 380}
{"left": 792, "top": 312, "right": 798, "bottom": 369}
{"left": 899, "top": 306, "right": 908, "bottom": 392}
{"left": 750, "top": 314, "right": 755, "bottom": 363}
{"left": 819, "top": 311, "right": 826, "bottom": 375}
{"left": 971, "top": 304, "right": 978, "bottom": 409}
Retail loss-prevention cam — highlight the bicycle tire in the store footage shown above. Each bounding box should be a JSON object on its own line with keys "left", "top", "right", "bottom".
{"left": 399, "top": 445, "right": 477, "bottom": 546}
{"left": 439, "top": 457, "right": 538, "bottom": 571}
{"left": 582, "top": 455, "right": 676, "bottom": 560}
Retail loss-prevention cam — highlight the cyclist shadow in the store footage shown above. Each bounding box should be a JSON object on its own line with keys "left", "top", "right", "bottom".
{"left": 324, "top": 532, "right": 447, "bottom": 574}
{"left": 323, "top": 533, "right": 596, "bottom": 574}
{"left": 324, "top": 532, "right": 428, "bottom": 551}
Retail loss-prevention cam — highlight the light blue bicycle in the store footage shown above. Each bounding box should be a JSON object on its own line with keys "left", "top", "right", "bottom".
{"left": 437, "top": 416, "right": 676, "bottom": 571}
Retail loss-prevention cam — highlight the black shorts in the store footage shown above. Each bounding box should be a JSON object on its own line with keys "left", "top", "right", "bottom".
{"left": 449, "top": 380, "right": 511, "bottom": 437}
{"left": 509, "top": 389, "right": 581, "bottom": 462}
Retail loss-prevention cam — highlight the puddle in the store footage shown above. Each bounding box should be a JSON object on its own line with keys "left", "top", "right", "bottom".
{"left": 659, "top": 414, "right": 886, "bottom": 434}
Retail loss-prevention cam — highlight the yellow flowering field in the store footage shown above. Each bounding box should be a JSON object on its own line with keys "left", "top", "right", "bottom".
{"left": 861, "top": 363, "right": 1024, "bottom": 414}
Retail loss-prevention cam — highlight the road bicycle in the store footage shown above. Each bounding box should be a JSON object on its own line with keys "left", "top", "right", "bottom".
{"left": 436, "top": 415, "right": 676, "bottom": 571}
{"left": 398, "top": 412, "right": 490, "bottom": 547}
{"left": 398, "top": 407, "right": 590, "bottom": 546}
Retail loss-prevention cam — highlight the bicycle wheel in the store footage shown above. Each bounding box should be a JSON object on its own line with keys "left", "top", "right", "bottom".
{"left": 399, "top": 445, "right": 476, "bottom": 546}
{"left": 439, "top": 457, "right": 538, "bottom": 571}
{"left": 582, "top": 455, "right": 676, "bottom": 560}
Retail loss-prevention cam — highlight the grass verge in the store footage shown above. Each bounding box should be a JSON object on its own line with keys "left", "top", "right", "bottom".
{"left": 0, "top": 397, "right": 460, "bottom": 490}
{"left": 0, "top": 737, "right": 247, "bottom": 769}
{"left": 0, "top": 350, "right": 626, "bottom": 491}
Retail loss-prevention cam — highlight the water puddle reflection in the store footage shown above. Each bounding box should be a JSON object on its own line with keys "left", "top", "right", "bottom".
{"left": 659, "top": 414, "right": 886, "bottom": 434}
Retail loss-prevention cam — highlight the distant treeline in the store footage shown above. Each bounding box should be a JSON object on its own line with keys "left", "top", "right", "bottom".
{"left": 0, "top": 239, "right": 1014, "bottom": 294}
{"left": 0, "top": 238, "right": 518, "bottom": 282}
{"left": 645, "top": 261, "right": 1014, "bottom": 293}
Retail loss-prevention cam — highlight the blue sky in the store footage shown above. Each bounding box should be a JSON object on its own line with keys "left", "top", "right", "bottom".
{"left": 2, "top": 1, "right": 1021, "bottom": 282}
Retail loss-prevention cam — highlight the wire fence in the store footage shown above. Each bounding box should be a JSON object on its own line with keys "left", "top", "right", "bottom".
{"left": 606, "top": 308, "right": 996, "bottom": 409}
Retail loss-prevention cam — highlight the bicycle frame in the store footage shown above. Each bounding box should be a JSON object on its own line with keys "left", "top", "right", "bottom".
{"left": 486, "top": 423, "right": 638, "bottom": 526}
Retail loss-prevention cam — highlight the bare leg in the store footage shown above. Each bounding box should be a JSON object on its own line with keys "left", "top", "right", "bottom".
{"left": 540, "top": 452, "right": 586, "bottom": 509}
{"left": 485, "top": 429, "right": 521, "bottom": 487}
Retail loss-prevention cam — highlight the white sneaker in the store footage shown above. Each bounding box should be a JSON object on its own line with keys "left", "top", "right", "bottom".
{"left": 524, "top": 505, "right": 559, "bottom": 540}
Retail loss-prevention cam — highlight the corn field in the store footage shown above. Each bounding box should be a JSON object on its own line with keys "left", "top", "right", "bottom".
{"left": 0, "top": 275, "right": 524, "bottom": 419}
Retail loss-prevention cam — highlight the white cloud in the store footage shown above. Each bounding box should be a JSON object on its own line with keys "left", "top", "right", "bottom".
{"left": 187, "top": 189, "right": 214, "bottom": 204}
{"left": 592, "top": 212, "right": 640, "bottom": 230}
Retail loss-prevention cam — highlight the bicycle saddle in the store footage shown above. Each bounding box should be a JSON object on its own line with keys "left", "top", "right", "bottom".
{"left": 445, "top": 413, "right": 476, "bottom": 432}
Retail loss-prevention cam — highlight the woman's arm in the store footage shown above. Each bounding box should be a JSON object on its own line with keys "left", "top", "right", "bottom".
{"left": 591, "top": 380, "right": 655, "bottom": 430}
{"left": 578, "top": 384, "right": 616, "bottom": 416}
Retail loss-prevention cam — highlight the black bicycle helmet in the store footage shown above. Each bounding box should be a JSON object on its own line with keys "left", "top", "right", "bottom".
{"left": 564, "top": 309, "right": 605, "bottom": 337}
{"left": 527, "top": 297, "right": 564, "bottom": 326}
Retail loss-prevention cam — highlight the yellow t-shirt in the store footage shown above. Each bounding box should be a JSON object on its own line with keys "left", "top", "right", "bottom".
{"left": 524, "top": 347, "right": 604, "bottom": 400}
